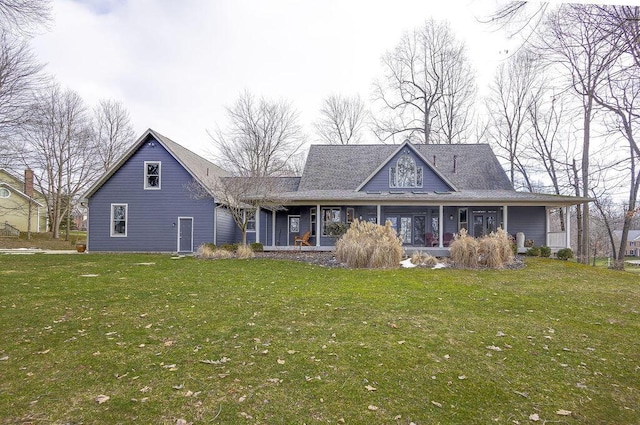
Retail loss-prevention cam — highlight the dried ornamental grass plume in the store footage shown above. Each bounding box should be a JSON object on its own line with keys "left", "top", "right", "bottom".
{"left": 196, "top": 244, "right": 234, "bottom": 259}
{"left": 335, "top": 219, "right": 403, "bottom": 268}
{"left": 477, "top": 228, "right": 514, "bottom": 268}
{"left": 449, "top": 228, "right": 478, "bottom": 268}
{"left": 236, "top": 244, "right": 255, "bottom": 259}
{"left": 411, "top": 251, "right": 438, "bottom": 267}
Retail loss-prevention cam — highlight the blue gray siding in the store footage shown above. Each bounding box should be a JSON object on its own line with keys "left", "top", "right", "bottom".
{"left": 88, "top": 139, "right": 215, "bottom": 252}
{"left": 215, "top": 207, "right": 236, "bottom": 246}
{"left": 508, "top": 206, "right": 546, "bottom": 246}
{"left": 360, "top": 148, "right": 453, "bottom": 193}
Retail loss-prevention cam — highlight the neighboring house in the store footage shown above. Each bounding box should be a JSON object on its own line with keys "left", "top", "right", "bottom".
{"left": 85, "top": 129, "right": 588, "bottom": 253}
{"left": 0, "top": 168, "right": 47, "bottom": 234}
{"left": 613, "top": 230, "right": 640, "bottom": 256}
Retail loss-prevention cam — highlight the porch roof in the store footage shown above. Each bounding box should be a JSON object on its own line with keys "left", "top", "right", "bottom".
{"left": 270, "top": 189, "right": 589, "bottom": 207}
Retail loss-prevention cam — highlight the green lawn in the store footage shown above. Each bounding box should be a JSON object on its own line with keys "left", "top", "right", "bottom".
{"left": 0, "top": 255, "right": 638, "bottom": 424}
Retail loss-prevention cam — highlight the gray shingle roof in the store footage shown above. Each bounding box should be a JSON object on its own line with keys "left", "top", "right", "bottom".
{"left": 151, "top": 130, "right": 229, "bottom": 188}
{"left": 613, "top": 230, "right": 640, "bottom": 241}
{"left": 84, "top": 129, "right": 229, "bottom": 198}
{"left": 298, "top": 143, "right": 513, "bottom": 191}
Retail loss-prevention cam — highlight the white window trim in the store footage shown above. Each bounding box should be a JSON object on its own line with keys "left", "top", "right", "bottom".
{"left": 245, "top": 210, "right": 256, "bottom": 233}
{"left": 144, "top": 161, "right": 161, "bottom": 190}
{"left": 321, "top": 207, "right": 342, "bottom": 236}
{"left": 389, "top": 154, "right": 424, "bottom": 189}
{"left": 110, "top": 203, "right": 128, "bottom": 237}
{"left": 0, "top": 187, "right": 10, "bottom": 198}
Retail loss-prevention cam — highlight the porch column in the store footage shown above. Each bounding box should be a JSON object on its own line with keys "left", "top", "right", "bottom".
{"left": 213, "top": 205, "right": 218, "bottom": 245}
{"left": 438, "top": 205, "right": 444, "bottom": 247}
{"left": 503, "top": 205, "right": 508, "bottom": 233}
{"left": 271, "top": 209, "right": 276, "bottom": 247}
{"left": 255, "top": 207, "right": 260, "bottom": 244}
{"left": 377, "top": 204, "right": 381, "bottom": 225}
{"left": 545, "top": 207, "right": 551, "bottom": 247}
{"left": 565, "top": 206, "right": 571, "bottom": 248}
{"left": 316, "top": 205, "right": 321, "bottom": 247}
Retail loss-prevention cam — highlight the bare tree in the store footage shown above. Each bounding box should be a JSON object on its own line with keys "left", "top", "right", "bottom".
{"left": 314, "top": 94, "right": 367, "bottom": 145}
{"left": 372, "top": 19, "right": 476, "bottom": 144}
{"left": 209, "top": 91, "right": 306, "bottom": 177}
{"left": 19, "top": 83, "right": 99, "bottom": 239}
{"left": 0, "top": 32, "right": 44, "bottom": 168}
{"left": 588, "top": 5, "right": 640, "bottom": 269}
{"left": 486, "top": 50, "right": 542, "bottom": 188}
{"left": 92, "top": 99, "right": 136, "bottom": 172}
{"left": 540, "top": 4, "right": 624, "bottom": 263}
{"left": 0, "top": 0, "right": 51, "bottom": 36}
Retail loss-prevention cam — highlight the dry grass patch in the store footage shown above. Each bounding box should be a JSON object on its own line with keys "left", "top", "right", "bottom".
{"left": 410, "top": 251, "right": 438, "bottom": 267}
{"left": 451, "top": 228, "right": 513, "bottom": 269}
{"left": 335, "top": 219, "right": 403, "bottom": 268}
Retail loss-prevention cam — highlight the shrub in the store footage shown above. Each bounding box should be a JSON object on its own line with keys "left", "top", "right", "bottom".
{"left": 250, "top": 242, "right": 264, "bottom": 252}
{"left": 556, "top": 248, "right": 574, "bottom": 261}
{"left": 325, "top": 222, "right": 349, "bottom": 238}
{"left": 196, "top": 244, "right": 233, "bottom": 259}
{"left": 450, "top": 228, "right": 478, "bottom": 269}
{"left": 525, "top": 246, "right": 541, "bottom": 257}
{"left": 411, "top": 251, "right": 438, "bottom": 267}
{"left": 335, "top": 219, "right": 403, "bottom": 268}
{"left": 236, "top": 244, "right": 255, "bottom": 259}
{"left": 220, "top": 243, "right": 239, "bottom": 253}
{"left": 539, "top": 246, "right": 552, "bottom": 258}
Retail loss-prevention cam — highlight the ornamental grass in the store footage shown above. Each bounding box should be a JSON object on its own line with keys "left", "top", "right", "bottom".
{"left": 335, "top": 219, "right": 403, "bottom": 268}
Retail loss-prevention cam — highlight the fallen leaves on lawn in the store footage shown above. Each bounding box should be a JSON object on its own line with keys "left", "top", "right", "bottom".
{"left": 200, "top": 357, "right": 230, "bottom": 365}
{"left": 277, "top": 359, "right": 285, "bottom": 364}
{"left": 486, "top": 345, "right": 502, "bottom": 352}
{"left": 95, "top": 394, "right": 110, "bottom": 404}
{"left": 556, "top": 409, "right": 572, "bottom": 416}
{"left": 365, "top": 385, "right": 377, "bottom": 391}
{"left": 431, "top": 401, "right": 443, "bottom": 408}
{"left": 529, "top": 413, "right": 540, "bottom": 421}
{"left": 367, "top": 405, "right": 379, "bottom": 411}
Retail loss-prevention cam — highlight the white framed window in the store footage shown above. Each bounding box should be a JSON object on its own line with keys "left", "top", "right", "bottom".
{"left": 389, "top": 153, "right": 423, "bottom": 189}
{"left": 322, "top": 207, "right": 341, "bottom": 236}
{"left": 0, "top": 187, "right": 9, "bottom": 198}
{"left": 144, "top": 161, "right": 161, "bottom": 190}
{"left": 310, "top": 209, "right": 317, "bottom": 237}
{"left": 246, "top": 210, "right": 256, "bottom": 232}
{"left": 110, "top": 203, "right": 128, "bottom": 237}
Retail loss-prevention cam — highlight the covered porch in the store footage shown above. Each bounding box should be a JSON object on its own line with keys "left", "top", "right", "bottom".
{"left": 246, "top": 203, "right": 572, "bottom": 255}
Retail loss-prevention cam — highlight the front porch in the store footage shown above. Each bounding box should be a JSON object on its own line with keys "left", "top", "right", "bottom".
{"left": 244, "top": 204, "right": 572, "bottom": 253}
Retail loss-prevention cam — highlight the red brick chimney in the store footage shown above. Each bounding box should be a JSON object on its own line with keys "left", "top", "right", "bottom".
{"left": 24, "top": 169, "right": 34, "bottom": 198}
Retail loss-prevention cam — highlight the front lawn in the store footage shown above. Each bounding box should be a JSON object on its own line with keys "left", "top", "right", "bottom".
{"left": 0, "top": 255, "right": 638, "bottom": 424}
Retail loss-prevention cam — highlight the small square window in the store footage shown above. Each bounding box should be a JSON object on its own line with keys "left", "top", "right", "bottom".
{"left": 144, "top": 161, "right": 161, "bottom": 190}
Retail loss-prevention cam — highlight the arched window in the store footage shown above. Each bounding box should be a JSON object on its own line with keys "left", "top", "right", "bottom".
{"left": 0, "top": 187, "right": 10, "bottom": 198}
{"left": 389, "top": 153, "right": 423, "bottom": 188}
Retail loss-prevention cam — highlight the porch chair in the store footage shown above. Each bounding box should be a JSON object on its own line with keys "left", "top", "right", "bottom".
{"left": 443, "top": 232, "right": 454, "bottom": 247}
{"left": 425, "top": 233, "right": 438, "bottom": 247}
{"left": 294, "top": 231, "right": 311, "bottom": 248}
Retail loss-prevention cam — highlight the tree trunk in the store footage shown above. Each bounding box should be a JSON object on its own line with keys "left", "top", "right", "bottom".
{"left": 580, "top": 102, "right": 592, "bottom": 264}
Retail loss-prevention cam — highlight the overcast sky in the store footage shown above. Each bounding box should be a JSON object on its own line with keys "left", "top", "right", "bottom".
{"left": 31, "top": 0, "right": 523, "bottom": 155}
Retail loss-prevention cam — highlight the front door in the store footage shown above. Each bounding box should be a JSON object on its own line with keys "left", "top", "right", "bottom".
{"left": 178, "top": 217, "right": 193, "bottom": 252}
{"left": 288, "top": 215, "right": 300, "bottom": 246}
{"left": 472, "top": 212, "right": 497, "bottom": 237}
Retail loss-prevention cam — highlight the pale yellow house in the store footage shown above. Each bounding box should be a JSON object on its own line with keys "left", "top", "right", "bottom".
{"left": 0, "top": 169, "right": 47, "bottom": 234}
